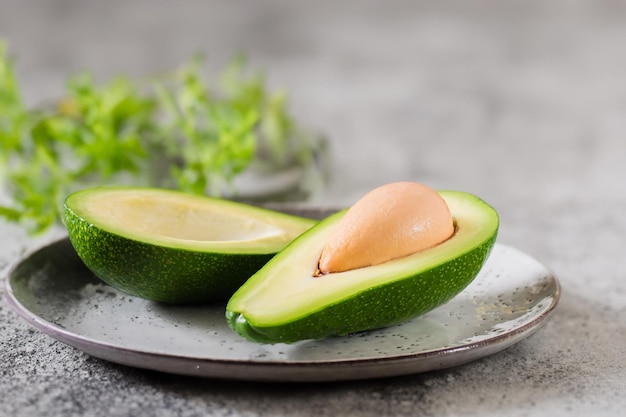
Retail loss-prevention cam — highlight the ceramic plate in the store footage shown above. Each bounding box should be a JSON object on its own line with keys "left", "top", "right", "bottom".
{"left": 4, "top": 234, "right": 559, "bottom": 382}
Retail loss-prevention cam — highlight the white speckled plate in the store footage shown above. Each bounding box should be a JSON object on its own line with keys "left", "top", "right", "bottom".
{"left": 4, "top": 232, "right": 559, "bottom": 382}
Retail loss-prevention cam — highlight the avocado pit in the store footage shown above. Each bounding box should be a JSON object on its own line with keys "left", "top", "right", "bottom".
{"left": 315, "top": 182, "right": 455, "bottom": 276}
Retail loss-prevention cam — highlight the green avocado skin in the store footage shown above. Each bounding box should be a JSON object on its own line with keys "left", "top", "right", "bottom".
{"left": 65, "top": 206, "right": 274, "bottom": 304}
{"left": 226, "top": 234, "right": 496, "bottom": 344}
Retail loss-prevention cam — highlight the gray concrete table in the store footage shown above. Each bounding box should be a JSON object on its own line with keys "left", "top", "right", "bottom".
{"left": 1, "top": 1, "right": 625, "bottom": 416}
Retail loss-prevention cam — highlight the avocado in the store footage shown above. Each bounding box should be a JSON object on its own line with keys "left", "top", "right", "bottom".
{"left": 226, "top": 190, "right": 499, "bottom": 343}
{"left": 64, "top": 187, "right": 316, "bottom": 304}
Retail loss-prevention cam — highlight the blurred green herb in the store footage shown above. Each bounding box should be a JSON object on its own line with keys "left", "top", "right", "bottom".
{"left": 0, "top": 42, "right": 322, "bottom": 234}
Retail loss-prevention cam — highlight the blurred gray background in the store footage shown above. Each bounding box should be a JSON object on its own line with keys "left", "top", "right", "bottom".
{"left": 4, "top": 0, "right": 625, "bottom": 204}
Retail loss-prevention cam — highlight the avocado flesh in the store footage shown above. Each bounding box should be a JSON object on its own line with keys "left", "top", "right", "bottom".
{"left": 226, "top": 190, "right": 499, "bottom": 344}
{"left": 64, "top": 187, "right": 316, "bottom": 304}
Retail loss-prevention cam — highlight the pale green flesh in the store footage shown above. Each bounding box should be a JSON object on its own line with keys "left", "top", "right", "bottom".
{"left": 65, "top": 187, "right": 315, "bottom": 254}
{"left": 228, "top": 191, "right": 499, "bottom": 325}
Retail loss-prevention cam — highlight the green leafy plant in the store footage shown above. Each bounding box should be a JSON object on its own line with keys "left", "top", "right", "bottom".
{"left": 0, "top": 42, "right": 323, "bottom": 234}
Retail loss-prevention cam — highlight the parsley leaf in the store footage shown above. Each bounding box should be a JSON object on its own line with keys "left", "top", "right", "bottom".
{"left": 0, "top": 41, "right": 322, "bottom": 234}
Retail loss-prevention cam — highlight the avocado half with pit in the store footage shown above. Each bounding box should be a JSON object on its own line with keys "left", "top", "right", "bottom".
{"left": 64, "top": 187, "right": 316, "bottom": 304}
{"left": 226, "top": 190, "right": 499, "bottom": 344}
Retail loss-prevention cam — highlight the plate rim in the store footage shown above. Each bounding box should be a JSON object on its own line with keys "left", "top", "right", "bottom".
{"left": 3, "top": 237, "right": 561, "bottom": 382}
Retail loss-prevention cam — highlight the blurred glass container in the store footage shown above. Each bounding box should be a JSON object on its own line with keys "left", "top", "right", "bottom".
{"left": 227, "top": 132, "right": 331, "bottom": 203}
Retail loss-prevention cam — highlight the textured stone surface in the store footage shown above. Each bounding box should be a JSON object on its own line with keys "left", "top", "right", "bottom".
{"left": 2, "top": 0, "right": 626, "bottom": 416}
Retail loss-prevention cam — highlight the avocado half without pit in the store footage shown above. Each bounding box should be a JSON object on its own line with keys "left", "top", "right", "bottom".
{"left": 64, "top": 187, "right": 316, "bottom": 304}
{"left": 226, "top": 182, "right": 499, "bottom": 344}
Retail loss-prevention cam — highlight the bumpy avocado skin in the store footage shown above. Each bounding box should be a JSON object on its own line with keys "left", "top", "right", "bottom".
{"left": 65, "top": 205, "right": 275, "bottom": 304}
{"left": 226, "top": 235, "right": 496, "bottom": 344}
